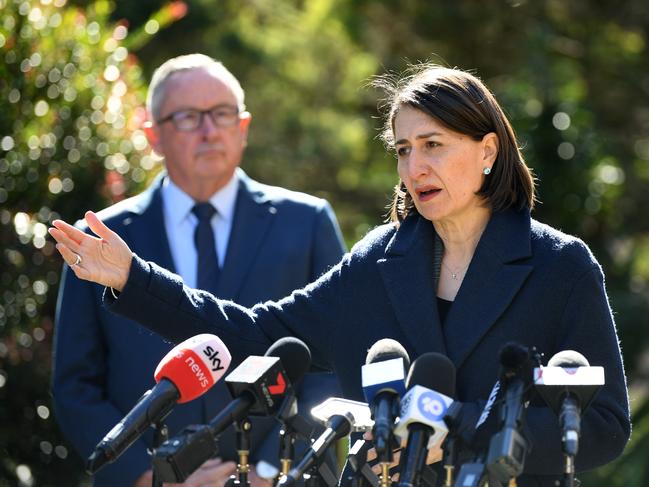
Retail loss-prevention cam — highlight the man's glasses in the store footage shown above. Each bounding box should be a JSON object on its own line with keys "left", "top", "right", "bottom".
{"left": 157, "top": 105, "right": 240, "bottom": 132}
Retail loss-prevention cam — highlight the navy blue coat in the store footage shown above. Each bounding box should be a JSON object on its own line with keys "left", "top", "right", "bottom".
{"left": 52, "top": 170, "right": 346, "bottom": 487}
{"left": 108, "top": 208, "right": 630, "bottom": 486}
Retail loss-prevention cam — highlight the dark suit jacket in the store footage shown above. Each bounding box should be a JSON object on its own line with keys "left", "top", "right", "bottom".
{"left": 108, "top": 207, "right": 630, "bottom": 487}
{"left": 52, "top": 170, "right": 346, "bottom": 487}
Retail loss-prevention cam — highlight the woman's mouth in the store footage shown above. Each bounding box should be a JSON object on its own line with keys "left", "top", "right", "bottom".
{"left": 416, "top": 187, "right": 442, "bottom": 202}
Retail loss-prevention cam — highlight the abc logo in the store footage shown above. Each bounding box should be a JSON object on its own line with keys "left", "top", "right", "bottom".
{"left": 417, "top": 391, "right": 448, "bottom": 421}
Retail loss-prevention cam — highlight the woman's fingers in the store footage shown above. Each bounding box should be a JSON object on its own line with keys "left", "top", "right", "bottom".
{"left": 197, "top": 458, "right": 224, "bottom": 470}
{"left": 85, "top": 211, "right": 116, "bottom": 242}
{"left": 51, "top": 218, "right": 92, "bottom": 246}
{"left": 48, "top": 227, "right": 83, "bottom": 254}
{"left": 49, "top": 212, "right": 134, "bottom": 290}
{"left": 369, "top": 449, "right": 401, "bottom": 475}
{"left": 55, "top": 243, "right": 80, "bottom": 267}
{"left": 176, "top": 458, "right": 236, "bottom": 486}
{"left": 426, "top": 446, "right": 443, "bottom": 464}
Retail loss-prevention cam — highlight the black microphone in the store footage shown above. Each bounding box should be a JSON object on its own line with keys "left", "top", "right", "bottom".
{"left": 534, "top": 351, "right": 604, "bottom": 460}
{"left": 361, "top": 339, "right": 411, "bottom": 462}
{"left": 485, "top": 343, "right": 534, "bottom": 484}
{"left": 86, "top": 334, "right": 231, "bottom": 474}
{"left": 152, "top": 337, "right": 311, "bottom": 483}
{"left": 395, "top": 353, "right": 456, "bottom": 487}
{"left": 548, "top": 351, "right": 587, "bottom": 457}
{"left": 278, "top": 412, "right": 354, "bottom": 487}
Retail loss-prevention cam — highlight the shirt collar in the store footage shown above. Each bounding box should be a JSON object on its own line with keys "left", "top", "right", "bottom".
{"left": 208, "top": 171, "right": 239, "bottom": 224}
{"left": 162, "top": 172, "right": 240, "bottom": 226}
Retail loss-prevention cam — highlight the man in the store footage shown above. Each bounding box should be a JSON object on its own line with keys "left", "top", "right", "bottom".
{"left": 52, "top": 54, "right": 346, "bottom": 487}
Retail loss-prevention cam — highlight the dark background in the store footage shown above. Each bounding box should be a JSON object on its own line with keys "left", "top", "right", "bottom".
{"left": 1, "top": 0, "right": 649, "bottom": 485}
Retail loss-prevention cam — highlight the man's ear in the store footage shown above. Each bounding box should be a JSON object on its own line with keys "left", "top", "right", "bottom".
{"left": 239, "top": 111, "right": 251, "bottom": 132}
{"left": 143, "top": 120, "right": 162, "bottom": 154}
{"left": 238, "top": 111, "right": 252, "bottom": 146}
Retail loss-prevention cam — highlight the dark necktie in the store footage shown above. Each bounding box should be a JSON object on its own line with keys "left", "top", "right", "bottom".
{"left": 192, "top": 203, "right": 220, "bottom": 294}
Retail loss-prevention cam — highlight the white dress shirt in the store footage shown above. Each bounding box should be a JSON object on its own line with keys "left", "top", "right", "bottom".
{"left": 161, "top": 172, "right": 239, "bottom": 288}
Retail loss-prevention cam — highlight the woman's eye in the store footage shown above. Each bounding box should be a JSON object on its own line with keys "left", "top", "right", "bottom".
{"left": 396, "top": 146, "right": 410, "bottom": 157}
{"left": 426, "top": 141, "right": 439, "bottom": 149}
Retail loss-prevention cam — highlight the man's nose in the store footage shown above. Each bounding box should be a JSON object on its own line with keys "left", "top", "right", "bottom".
{"left": 200, "top": 112, "right": 221, "bottom": 138}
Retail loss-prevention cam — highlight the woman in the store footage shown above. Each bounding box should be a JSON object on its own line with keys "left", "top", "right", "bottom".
{"left": 50, "top": 64, "right": 630, "bottom": 486}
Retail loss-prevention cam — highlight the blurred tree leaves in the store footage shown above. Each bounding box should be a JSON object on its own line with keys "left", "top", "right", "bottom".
{"left": 1, "top": 0, "right": 649, "bottom": 485}
{"left": 0, "top": 0, "right": 153, "bottom": 484}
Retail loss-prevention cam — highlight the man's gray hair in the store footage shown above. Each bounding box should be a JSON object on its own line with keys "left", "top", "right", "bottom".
{"left": 146, "top": 53, "right": 246, "bottom": 121}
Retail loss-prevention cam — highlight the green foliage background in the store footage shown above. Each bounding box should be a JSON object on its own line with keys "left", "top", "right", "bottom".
{"left": 1, "top": 0, "right": 648, "bottom": 485}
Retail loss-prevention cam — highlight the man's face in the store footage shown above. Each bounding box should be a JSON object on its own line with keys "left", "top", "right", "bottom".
{"left": 149, "top": 68, "right": 251, "bottom": 200}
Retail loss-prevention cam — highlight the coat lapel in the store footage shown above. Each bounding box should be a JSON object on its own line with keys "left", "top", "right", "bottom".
{"left": 444, "top": 209, "right": 533, "bottom": 368}
{"left": 217, "top": 173, "right": 274, "bottom": 300}
{"left": 377, "top": 214, "right": 447, "bottom": 358}
{"left": 121, "top": 174, "right": 176, "bottom": 273}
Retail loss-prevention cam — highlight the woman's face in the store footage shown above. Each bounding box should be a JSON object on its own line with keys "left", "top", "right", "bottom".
{"left": 394, "top": 105, "right": 496, "bottom": 223}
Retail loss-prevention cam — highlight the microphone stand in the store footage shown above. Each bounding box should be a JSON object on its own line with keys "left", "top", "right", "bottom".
{"left": 225, "top": 418, "right": 252, "bottom": 487}
{"left": 560, "top": 396, "right": 582, "bottom": 487}
{"left": 304, "top": 456, "right": 338, "bottom": 487}
{"left": 441, "top": 435, "right": 457, "bottom": 487}
{"left": 374, "top": 426, "right": 396, "bottom": 487}
{"left": 561, "top": 458, "right": 577, "bottom": 487}
{"left": 559, "top": 435, "right": 581, "bottom": 487}
{"left": 345, "top": 439, "right": 379, "bottom": 487}
{"left": 151, "top": 420, "right": 169, "bottom": 487}
{"left": 441, "top": 402, "right": 464, "bottom": 487}
{"left": 277, "top": 394, "right": 314, "bottom": 477}
{"left": 279, "top": 424, "right": 297, "bottom": 476}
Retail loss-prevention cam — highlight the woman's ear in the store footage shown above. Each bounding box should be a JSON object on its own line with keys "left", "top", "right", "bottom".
{"left": 482, "top": 132, "right": 499, "bottom": 165}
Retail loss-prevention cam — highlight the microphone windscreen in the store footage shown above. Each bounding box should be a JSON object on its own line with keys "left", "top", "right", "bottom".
{"left": 406, "top": 352, "right": 456, "bottom": 398}
{"left": 547, "top": 350, "right": 589, "bottom": 368}
{"left": 365, "top": 338, "right": 411, "bottom": 370}
{"left": 154, "top": 334, "right": 231, "bottom": 403}
{"left": 265, "top": 337, "right": 312, "bottom": 385}
{"left": 499, "top": 342, "right": 529, "bottom": 371}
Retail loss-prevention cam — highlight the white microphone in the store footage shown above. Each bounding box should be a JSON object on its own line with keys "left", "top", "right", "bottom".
{"left": 534, "top": 350, "right": 604, "bottom": 459}
{"left": 394, "top": 353, "right": 456, "bottom": 487}
{"left": 393, "top": 385, "right": 453, "bottom": 448}
{"left": 361, "top": 339, "right": 410, "bottom": 461}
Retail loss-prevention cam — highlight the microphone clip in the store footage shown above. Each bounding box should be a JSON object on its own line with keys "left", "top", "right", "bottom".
{"left": 152, "top": 424, "right": 219, "bottom": 483}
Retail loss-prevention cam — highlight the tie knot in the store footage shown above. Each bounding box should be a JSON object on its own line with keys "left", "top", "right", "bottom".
{"left": 192, "top": 202, "right": 217, "bottom": 222}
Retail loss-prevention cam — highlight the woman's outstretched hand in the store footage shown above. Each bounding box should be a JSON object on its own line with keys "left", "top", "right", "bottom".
{"left": 49, "top": 211, "right": 133, "bottom": 291}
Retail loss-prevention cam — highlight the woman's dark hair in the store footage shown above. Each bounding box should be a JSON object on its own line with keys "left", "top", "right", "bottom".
{"left": 374, "top": 64, "right": 536, "bottom": 223}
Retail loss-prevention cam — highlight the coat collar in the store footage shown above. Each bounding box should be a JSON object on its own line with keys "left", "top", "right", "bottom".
{"left": 121, "top": 169, "right": 275, "bottom": 300}
{"left": 119, "top": 172, "right": 177, "bottom": 273}
{"left": 378, "top": 208, "right": 533, "bottom": 369}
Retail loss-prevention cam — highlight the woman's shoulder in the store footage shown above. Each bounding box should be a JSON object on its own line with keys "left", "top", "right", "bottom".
{"left": 349, "top": 222, "right": 398, "bottom": 259}
{"left": 530, "top": 218, "right": 600, "bottom": 272}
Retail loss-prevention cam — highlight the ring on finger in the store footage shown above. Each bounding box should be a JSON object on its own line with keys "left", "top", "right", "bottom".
{"left": 72, "top": 254, "right": 82, "bottom": 266}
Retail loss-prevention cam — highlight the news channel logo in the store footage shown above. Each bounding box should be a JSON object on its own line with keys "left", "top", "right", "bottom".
{"left": 417, "top": 390, "right": 449, "bottom": 422}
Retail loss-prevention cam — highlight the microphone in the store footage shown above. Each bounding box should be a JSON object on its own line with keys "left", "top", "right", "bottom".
{"left": 361, "top": 339, "right": 410, "bottom": 462}
{"left": 86, "top": 334, "right": 231, "bottom": 474}
{"left": 311, "top": 397, "right": 373, "bottom": 433}
{"left": 394, "top": 353, "right": 456, "bottom": 487}
{"left": 152, "top": 337, "right": 311, "bottom": 483}
{"left": 534, "top": 351, "right": 604, "bottom": 459}
{"left": 278, "top": 412, "right": 354, "bottom": 487}
{"left": 485, "top": 343, "right": 534, "bottom": 484}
